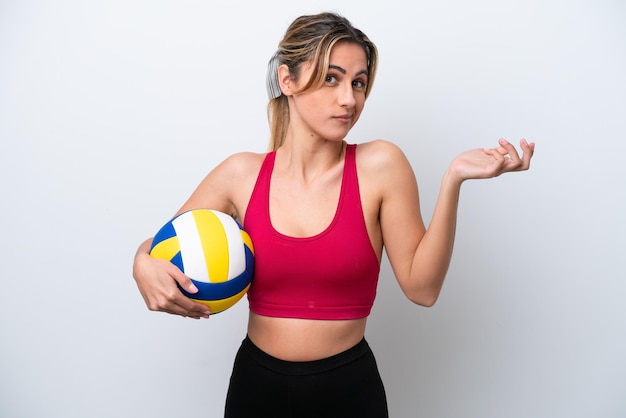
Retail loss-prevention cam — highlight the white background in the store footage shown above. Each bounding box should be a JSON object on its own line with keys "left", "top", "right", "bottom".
{"left": 1, "top": 0, "right": 625, "bottom": 417}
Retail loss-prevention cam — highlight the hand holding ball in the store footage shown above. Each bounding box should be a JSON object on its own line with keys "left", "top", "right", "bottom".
{"left": 149, "top": 209, "right": 254, "bottom": 314}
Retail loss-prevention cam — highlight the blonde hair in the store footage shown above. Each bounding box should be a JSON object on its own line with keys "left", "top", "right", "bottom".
{"left": 266, "top": 12, "right": 378, "bottom": 151}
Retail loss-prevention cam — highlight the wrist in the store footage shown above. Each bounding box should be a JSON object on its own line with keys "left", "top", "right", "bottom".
{"left": 442, "top": 166, "right": 465, "bottom": 189}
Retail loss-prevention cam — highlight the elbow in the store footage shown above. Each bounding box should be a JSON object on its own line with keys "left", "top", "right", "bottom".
{"left": 398, "top": 270, "right": 447, "bottom": 308}
{"left": 406, "top": 289, "right": 440, "bottom": 308}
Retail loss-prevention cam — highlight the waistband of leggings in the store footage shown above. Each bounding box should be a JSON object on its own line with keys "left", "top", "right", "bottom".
{"left": 240, "top": 335, "right": 371, "bottom": 376}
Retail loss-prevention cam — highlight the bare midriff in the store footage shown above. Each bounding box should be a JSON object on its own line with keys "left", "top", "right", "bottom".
{"left": 247, "top": 312, "right": 367, "bottom": 361}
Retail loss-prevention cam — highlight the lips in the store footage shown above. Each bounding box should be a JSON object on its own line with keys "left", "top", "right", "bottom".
{"left": 334, "top": 114, "right": 353, "bottom": 123}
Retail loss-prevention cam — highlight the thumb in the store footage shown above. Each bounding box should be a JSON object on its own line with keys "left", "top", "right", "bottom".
{"left": 167, "top": 263, "right": 198, "bottom": 294}
{"left": 181, "top": 279, "right": 199, "bottom": 294}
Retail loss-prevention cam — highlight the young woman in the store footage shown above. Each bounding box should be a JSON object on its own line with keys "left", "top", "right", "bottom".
{"left": 133, "top": 12, "right": 535, "bottom": 418}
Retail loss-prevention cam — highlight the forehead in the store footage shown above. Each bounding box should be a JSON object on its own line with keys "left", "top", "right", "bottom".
{"left": 328, "top": 41, "right": 368, "bottom": 69}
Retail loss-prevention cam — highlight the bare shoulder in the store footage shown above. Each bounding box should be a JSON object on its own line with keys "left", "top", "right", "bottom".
{"left": 210, "top": 151, "right": 267, "bottom": 212}
{"left": 216, "top": 151, "right": 266, "bottom": 181}
{"left": 356, "top": 140, "right": 414, "bottom": 181}
{"left": 356, "top": 139, "right": 409, "bottom": 169}
{"left": 178, "top": 151, "right": 267, "bottom": 222}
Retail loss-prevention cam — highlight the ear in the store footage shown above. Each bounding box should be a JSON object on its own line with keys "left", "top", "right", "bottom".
{"left": 277, "top": 64, "right": 294, "bottom": 96}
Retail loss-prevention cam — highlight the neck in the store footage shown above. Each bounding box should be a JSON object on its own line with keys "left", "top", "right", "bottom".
{"left": 276, "top": 139, "right": 346, "bottom": 183}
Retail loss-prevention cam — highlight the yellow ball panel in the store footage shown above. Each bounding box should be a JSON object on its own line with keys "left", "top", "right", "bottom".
{"left": 191, "top": 284, "right": 251, "bottom": 314}
{"left": 150, "top": 236, "right": 180, "bottom": 261}
{"left": 192, "top": 209, "right": 230, "bottom": 282}
{"left": 240, "top": 230, "right": 254, "bottom": 255}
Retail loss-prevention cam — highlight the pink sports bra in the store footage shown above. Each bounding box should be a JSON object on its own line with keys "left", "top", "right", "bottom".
{"left": 244, "top": 144, "right": 380, "bottom": 320}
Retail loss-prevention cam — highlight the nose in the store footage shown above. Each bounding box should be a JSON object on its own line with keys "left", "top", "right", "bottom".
{"left": 337, "top": 81, "right": 356, "bottom": 108}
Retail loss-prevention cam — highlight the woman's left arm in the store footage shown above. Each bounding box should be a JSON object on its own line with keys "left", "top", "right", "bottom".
{"left": 378, "top": 138, "right": 535, "bottom": 307}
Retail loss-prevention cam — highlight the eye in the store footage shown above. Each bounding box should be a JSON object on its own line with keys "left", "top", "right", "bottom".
{"left": 325, "top": 74, "right": 338, "bottom": 84}
{"left": 352, "top": 79, "right": 367, "bottom": 90}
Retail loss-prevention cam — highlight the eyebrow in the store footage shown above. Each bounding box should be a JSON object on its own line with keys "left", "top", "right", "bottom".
{"left": 328, "top": 64, "right": 368, "bottom": 77}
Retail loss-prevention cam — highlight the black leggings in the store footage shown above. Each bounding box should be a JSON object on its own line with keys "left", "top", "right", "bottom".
{"left": 224, "top": 336, "right": 388, "bottom": 418}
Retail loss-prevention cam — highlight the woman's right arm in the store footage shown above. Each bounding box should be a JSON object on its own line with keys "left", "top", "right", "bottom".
{"left": 131, "top": 151, "right": 263, "bottom": 319}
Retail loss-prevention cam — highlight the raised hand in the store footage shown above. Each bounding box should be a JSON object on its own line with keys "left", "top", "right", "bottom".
{"left": 450, "top": 138, "right": 535, "bottom": 181}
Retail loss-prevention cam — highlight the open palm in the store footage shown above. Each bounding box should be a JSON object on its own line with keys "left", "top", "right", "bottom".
{"left": 451, "top": 138, "right": 535, "bottom": 181}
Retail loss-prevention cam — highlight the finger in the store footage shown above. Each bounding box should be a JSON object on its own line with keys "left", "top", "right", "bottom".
{"left": 498, "top": 138, "right": 522, "bottom": 164}
{"left": 166, "top": 263, "right": 199, "bottom": 295}
{"left": 172, "top": 285, "right": 212, "bottom": 318}
{"left": 147, "top": 267, "right": 211, "bottom": 318}
{"left": 484, "top": 146, "right": 504, "bottom": 160}
{"left": 495, "top": 145, "right": 508, "bottom": 155}
{"left": 164, "top": 267, "right": 212, "bottom": 318}
{"left": 158, "top": 291, "right": 211, "bottom": 319}
{"left": 480, "top": 147, "right": 507, "bottom": 177}
{"left": 174, "top": 298, "right": 212, "bottom": 319}
{"left": 518, "top": 138, "right": 535, "bottom": 170}
{"left": 521, "top": 138, "right": 535, "bottom": 156}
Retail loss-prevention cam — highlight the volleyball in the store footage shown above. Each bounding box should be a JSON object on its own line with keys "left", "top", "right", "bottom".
{"left": 149, "top": 209, "right": 254, "bottom": 314}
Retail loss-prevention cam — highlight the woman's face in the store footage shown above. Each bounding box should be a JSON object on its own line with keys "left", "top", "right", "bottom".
{"left": 287, "top": 41, "right": 369, "bottom": 143}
